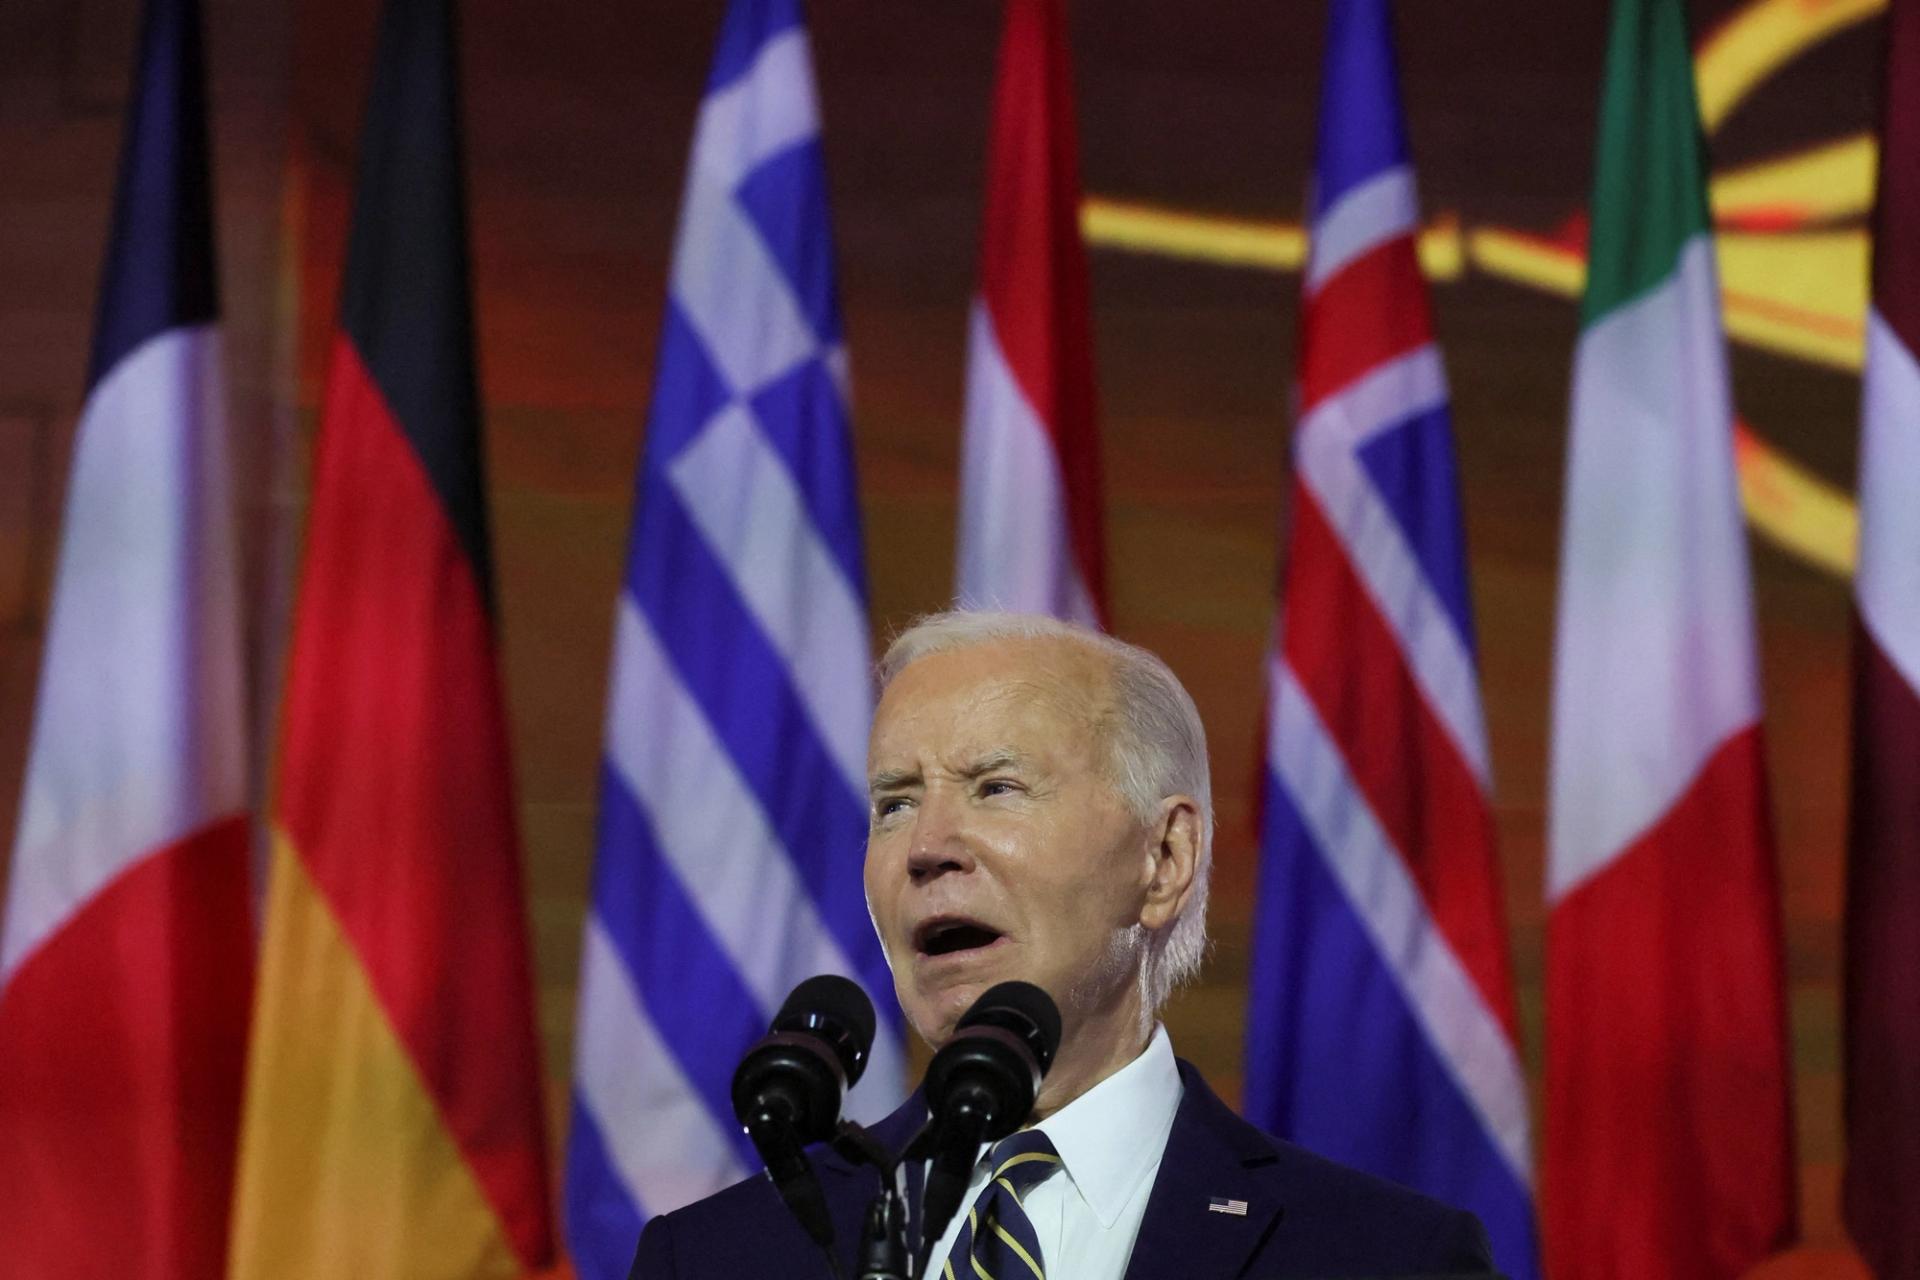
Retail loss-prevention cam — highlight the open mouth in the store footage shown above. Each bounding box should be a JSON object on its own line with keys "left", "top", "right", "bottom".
{"left": 914, "top": 917, "right": 1005, "bottom": 958}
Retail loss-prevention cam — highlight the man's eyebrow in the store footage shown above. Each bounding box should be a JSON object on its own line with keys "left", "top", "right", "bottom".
{"left": 960, "top": 749, "right": 1028, "bottom": 778}
{"left": 866, "top": 750, "right": 1031, "bottom": 794}
{"left": 867, "top": 766, "right": 921, "bottom": 794}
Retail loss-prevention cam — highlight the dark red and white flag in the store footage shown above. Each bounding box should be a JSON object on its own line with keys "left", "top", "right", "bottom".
{"left": 1845, "top": 2, "right": 1920, "bottom": 1271}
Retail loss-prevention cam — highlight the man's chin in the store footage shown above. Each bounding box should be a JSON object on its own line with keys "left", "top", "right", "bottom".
{"left": 909, "top": 979, "right": 994, "bottom": 1049}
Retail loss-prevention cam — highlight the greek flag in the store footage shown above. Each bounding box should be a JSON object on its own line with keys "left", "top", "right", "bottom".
{"left": 563, "top": 2, "right": 905, "bottom": 1274}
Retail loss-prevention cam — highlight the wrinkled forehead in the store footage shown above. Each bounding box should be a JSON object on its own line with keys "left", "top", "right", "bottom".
{"left": 867, "top": 638, "right": 1114, "bottom": 769}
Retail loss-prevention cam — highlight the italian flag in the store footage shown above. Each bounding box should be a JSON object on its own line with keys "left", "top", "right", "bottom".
{"left": 1543, "top": 0, "right": 1795, "bottom": 1275}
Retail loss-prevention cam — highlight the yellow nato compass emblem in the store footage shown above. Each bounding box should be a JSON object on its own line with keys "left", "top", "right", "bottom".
{"left": 1085, "top": 0, "right": 1878, "bottom": 580}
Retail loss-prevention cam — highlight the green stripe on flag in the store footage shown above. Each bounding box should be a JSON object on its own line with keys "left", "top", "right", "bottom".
{"left": 1582, "top": 0, "right": 1713, "bottom": 325}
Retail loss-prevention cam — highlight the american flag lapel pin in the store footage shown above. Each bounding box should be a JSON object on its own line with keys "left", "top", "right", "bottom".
{"left": 1207, "top": 1197, "right": 1249, "bottom": 1216}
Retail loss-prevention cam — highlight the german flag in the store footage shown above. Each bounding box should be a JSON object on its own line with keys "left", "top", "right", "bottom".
{"left": 227, "top": 0, "right": 556, "bottom": 1275}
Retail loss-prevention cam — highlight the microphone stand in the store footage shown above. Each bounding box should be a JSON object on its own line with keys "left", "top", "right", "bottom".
{"left": 745, "top": 1111, "right": 846, "bottom": 1280}
{"left": 832, "top": 1121, "right": 913, "bottom": 1280}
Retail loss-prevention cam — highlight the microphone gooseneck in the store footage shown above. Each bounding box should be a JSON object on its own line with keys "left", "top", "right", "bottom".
{"left": 913, "top": 981, "right": 1063, "bottom": 1275}
{"left": 854, "top": 1185, "right": 910, "bottom": 1280}
{"left": 832, "top": 1119, "right": 911, "bottom": 1280}
{"left": 731, "top": 975, "right": 878, "bottom": 1276}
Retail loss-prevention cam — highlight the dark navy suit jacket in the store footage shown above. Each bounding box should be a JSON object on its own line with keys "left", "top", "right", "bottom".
{"left": 630, "top": 1060, "right": 1496, "bottom": 1279}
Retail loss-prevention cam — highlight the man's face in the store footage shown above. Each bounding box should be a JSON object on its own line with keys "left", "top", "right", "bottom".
{"left": 863, "top": 638, "right": 1154, "bottom": 1047}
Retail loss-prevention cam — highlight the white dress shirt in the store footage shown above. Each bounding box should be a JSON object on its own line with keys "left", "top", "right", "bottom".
{"left": 917, "top": 1024, "right": 1184, "bottom": 1280}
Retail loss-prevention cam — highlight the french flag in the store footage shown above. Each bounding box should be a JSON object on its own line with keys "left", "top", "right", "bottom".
{"left": 0, "top": 0, "right": 254, "bottom": 1275}
{"left": 1242, "top": 4, "right": 1537, "bottom": 1278}
{"left": 955, "top": 0, "right": 1106, "bottom": 626}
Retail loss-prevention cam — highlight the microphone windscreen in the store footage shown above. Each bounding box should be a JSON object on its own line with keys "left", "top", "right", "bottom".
{"left": 774, "top": 974, "right": 877, "bottom": 1086}
{"left": 958, "top": 980, "right": 1062, "bottom": 1071}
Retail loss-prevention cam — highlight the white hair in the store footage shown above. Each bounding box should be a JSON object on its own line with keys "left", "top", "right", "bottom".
{"left": 878, "top": 610, "right": 1213, "bottom": 1011}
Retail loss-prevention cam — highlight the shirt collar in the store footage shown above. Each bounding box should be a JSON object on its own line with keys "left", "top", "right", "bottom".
{"left": 1030, "top": 1023, "right": 1183, "bottom": 1229}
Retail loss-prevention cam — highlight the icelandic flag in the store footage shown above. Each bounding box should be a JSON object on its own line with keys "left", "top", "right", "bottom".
{"left": 563, "top": 1, "right": 905, "bottom": 1274}
{"left": 0, "top": 0, "right": 254, "bottom": 1274}
{"left": 1241, "top": 3, "right": 1538, "bottom": 1278}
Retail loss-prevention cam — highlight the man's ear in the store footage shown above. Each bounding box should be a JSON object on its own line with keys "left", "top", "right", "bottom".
{"left": 1138, "top": 795, "right": 1201, "bottom": 932}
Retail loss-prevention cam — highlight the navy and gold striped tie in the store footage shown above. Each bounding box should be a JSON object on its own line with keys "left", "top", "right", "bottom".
{"left": 938, "top": 1129, "right": 1063, "bottom": 1280}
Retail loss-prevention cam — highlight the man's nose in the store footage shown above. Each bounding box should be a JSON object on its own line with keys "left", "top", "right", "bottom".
{"left": 905, "top": 792, "right": 976, "bottom": 882}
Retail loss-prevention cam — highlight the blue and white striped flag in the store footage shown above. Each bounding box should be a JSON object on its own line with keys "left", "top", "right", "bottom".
{"left": 563, "top": 2, "right": 905, "bottom": 1275}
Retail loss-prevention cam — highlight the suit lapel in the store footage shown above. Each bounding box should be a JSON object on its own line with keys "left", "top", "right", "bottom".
{"left": 1123, "top": 1063, "right": 1283, "bottom": 1280}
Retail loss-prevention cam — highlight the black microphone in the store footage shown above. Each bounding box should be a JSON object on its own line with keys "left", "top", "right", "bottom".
{"left": 914, "top": 982, "right": 1062, "bottom": 1271}
{"left": 732, "top": 975, "right": 877, "bottom": 1270}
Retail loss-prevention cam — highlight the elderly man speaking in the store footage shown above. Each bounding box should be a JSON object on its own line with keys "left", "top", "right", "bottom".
{"left": 632, "top": 612, "right": 1494, "bottom": 1279}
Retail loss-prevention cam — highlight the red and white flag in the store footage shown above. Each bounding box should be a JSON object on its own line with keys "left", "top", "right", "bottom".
{"left": 0, "top": 0, "right": 254, "bottom": 1274}
{"left": 1844, "top": 1, "right": 1920, "bottom": 1271}
{"left": 955, "top": 0, "right": 1105, "bottom": 625}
